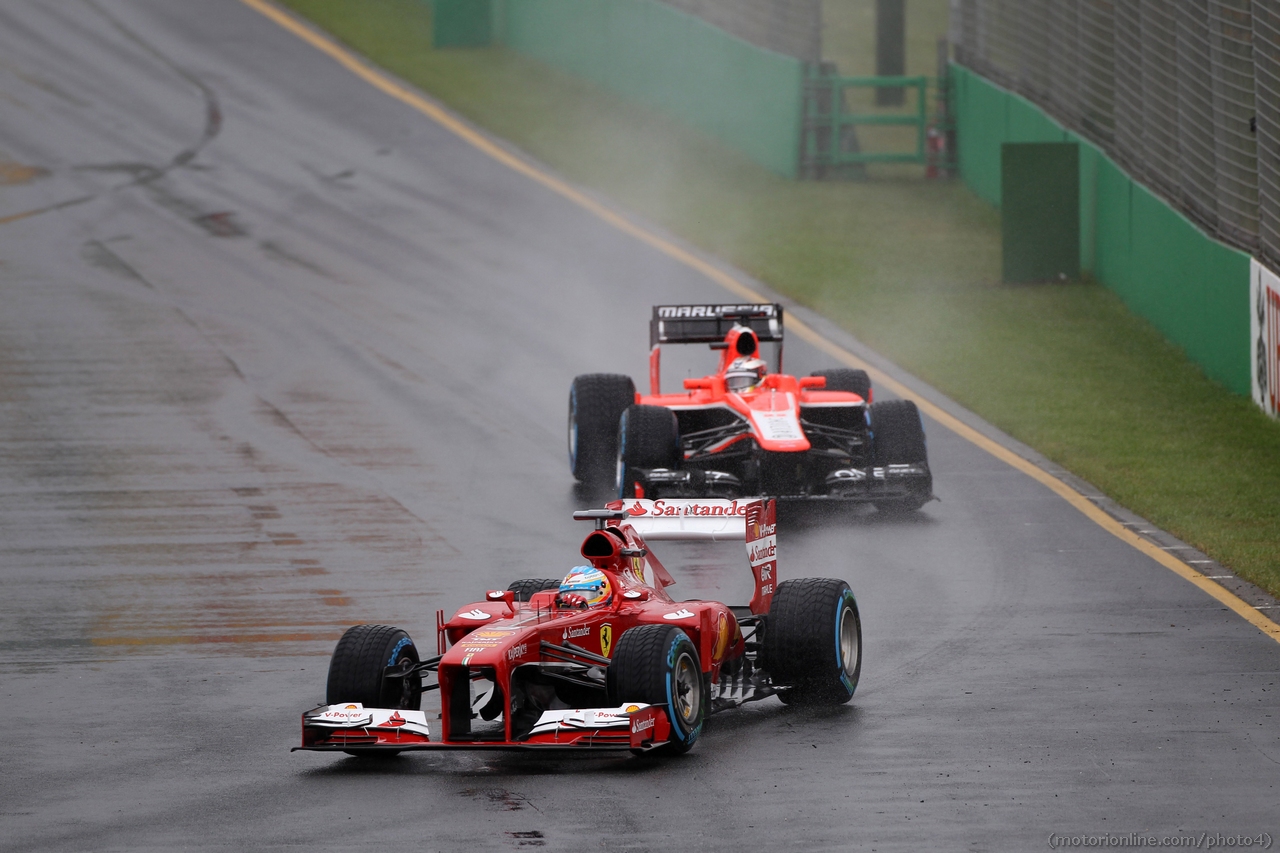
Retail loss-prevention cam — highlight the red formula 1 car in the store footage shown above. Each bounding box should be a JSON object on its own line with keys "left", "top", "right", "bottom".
{"left": 295, "top": 499, "right": 861, "bottom": 756}
{"left": 568, "top": 304, "right": 932, "bottom": 512}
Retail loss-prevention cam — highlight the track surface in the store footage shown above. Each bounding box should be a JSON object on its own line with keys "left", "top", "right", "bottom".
{"left": 0, "top": 2, "right": 1276, "bottom": 850}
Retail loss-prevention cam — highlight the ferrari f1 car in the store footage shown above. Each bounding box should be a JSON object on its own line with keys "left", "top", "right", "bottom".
{"left": 295, "top": 498, "right": 861, "bottom": 756}
{"left": 568, "top": 304, "right": 932, "bottom": 512}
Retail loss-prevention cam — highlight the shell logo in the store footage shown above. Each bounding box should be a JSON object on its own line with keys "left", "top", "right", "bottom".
{"left": 712, "top": 612, "right": 731, "bottom": 663}
{"left": 625, "top": 705, "right": 641, "bottom": 714}
{"left": 344, "top": 704, "right": 358, "bottom": 710}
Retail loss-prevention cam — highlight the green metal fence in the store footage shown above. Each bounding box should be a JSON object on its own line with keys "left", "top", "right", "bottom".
{"left": 801, "top": 70, "right": 939, "bottom": 176}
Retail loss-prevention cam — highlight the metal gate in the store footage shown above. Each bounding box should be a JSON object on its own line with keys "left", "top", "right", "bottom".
{"left": 801, "top": 66, "right": 951, "bottom": 178}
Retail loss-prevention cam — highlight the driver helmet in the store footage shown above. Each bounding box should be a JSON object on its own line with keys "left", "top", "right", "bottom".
{"left": 724, "top": 357, "right": 767, "bottom": 393}
{"left": 556, "top": 565, "right": 613, "bottom": 609}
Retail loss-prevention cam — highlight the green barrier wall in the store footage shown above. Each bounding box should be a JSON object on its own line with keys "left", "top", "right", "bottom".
{"left": 497, "top": 0, "right": 804, "bottom": 177}
{"left": 431, "top": 0, "right": 492, "bottom": 47}
{"left": 952, "top": 64, "right": 1251, "bottom": 395}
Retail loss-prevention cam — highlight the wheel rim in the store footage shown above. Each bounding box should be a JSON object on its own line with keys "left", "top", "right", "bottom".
{"left": 615, "top": 410, "right": 628, "bottom": 496}
{"left": 838, "top": 603, "right": 858, "bottom": 679}
{"left": 391, "top": 652, "right": 420, "bottom": 709}
{"left": 567, "top": 393, "right": 578, "bottom": 468}
{"left": 672, "top": 651, "right": 700, "bottom": 725}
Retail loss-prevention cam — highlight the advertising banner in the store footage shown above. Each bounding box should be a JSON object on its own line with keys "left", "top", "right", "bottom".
{"left": 1252, "top": 259, "right": 1280, "bottom": 418}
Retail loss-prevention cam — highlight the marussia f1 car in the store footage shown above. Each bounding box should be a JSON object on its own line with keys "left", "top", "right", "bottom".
{"left": 568, "top": 304, "right": 933, "bottom": 512}
{"left": 295, "top": 498, "right": 861, "bottom": 756}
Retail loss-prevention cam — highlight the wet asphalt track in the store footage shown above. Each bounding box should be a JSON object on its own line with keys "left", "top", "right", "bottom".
{"left": 0, "top": 2, "right": 1277, "bottom": 850}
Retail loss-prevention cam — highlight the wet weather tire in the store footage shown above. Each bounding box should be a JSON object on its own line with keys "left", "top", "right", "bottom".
{"left": 811, "top": 368, "right": 872, "bottom": 402}
{"left": 569, "top": 374, "right": 636, "bottom": 489}
{"left": 607, "top": 625, "right": 704, "bottom": 754}
{"left": 507, "top": 578, "right": 560, "bottom": 602}
{"left": 617, "top": 404, "right": 679, "bottom": 499}
{"left": 869, "top": 399, "right": 932, "bottom": 513}
{"left": 326, "top": 624, "right": 421, "bottom": 710}
{"left": 762, "top": 579, "right": 862, "bottom": 706}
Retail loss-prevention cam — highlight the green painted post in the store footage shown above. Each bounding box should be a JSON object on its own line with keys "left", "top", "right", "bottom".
{"left": 875, "top": 0, "right": 905, "bottom": 106}
{"left": 431, "top": 0, "right": 492, "bottom": 48}
{"left": 830, "top": 81, "right": 842, "bottom": 167}
{"left": 1001, "top": 142, "right": 1081, "bottom": 283}
{"left": 916, "top": 78, "right": 926, "bottom": 160}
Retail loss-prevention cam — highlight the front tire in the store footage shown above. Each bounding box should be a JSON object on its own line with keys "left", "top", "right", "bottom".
{"left": 869, "top": 399, "right": 931, "bottom": 513}
{"left": 607, "top": 625, "right": 704, "bottom": 754}
{"left": 569, "top": 374, "right": 635, "bottom": 489}
{"left": 762, "top": 579, "right": 861, "bottom": 706}
{"left": 326, "top": 624, "right": 421, "bottom": 757}
{"left": 617, "top": 404, "right": 680, "bottom": 498}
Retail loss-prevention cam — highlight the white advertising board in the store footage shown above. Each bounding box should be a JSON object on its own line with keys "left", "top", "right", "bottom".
{"left": 1251, "top": 259, "right": 1280, "bottom": 419}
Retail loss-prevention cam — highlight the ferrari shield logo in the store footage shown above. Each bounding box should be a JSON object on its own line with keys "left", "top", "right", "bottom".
{"left": 599, "top": 623, "right": 613, "bottom": 658}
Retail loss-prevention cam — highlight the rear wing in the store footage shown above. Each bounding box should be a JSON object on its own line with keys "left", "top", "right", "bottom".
{"left": 648, "top": 304, "right": 784, "bottom": 395}
{"left": 607, "top": 498, "right": 777, "bottom": 615}
{"left": 650, "top": 304, "right": 783, "bottom": 347}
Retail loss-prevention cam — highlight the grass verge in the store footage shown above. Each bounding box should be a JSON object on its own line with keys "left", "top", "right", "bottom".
{"left": 275, "top": 0, "right": 1280, "bottom": 598}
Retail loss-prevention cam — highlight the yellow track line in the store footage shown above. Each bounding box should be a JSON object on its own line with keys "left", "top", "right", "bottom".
{"left": 239, "top": 0, "right": 1280, "bottom": 644}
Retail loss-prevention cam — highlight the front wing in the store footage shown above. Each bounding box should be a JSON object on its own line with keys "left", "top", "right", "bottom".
{"left": 638, "top": 462, "right": 931, "bottom": 501}
{"left": 294, "top": 702, "right": 672, "bottom": 752}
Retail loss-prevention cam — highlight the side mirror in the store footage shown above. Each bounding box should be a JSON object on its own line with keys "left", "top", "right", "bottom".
{"left": 799, "top": 376, "right": 827, "bottom": 389}
{"left": 683, "top": 377, "right": 713, "bottom": 390}
{"left": 486, "top": 589, "right": 516, "bottom": 615}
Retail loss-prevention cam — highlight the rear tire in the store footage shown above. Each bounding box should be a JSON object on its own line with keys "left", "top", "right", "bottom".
{"left": 617, "top": 404, "right": 680, "bottom": 498}
{"left": 811, "top": 368, "right": 872, "bottom": 402}
{"left": 607, "top": 625, "right": 704, "bottom": 754}
{"left": 569, "top": 374, "right": 635, "bottom": 489}
{"left": 326, "top": 624, "right": 421, "bottom": 757}
{"left": 869, "top": 399, "right": 931, "bottom": 513}
{"left": 762, "top": 579, "right": 861, "bottom": 706}
{"left": 507, "top": 578, "right": 560, "bottom": 602}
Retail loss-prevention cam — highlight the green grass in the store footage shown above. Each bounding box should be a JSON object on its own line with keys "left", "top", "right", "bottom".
{"left": 277, "top": 0, "right": 1280, "bottom": 597}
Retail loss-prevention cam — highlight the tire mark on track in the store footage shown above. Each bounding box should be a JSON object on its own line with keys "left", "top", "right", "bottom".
{"left": 0, "top": 0, "right": 223, "bottom": 228}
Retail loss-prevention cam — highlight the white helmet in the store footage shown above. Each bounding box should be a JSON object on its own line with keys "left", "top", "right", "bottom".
{"left": 725, "top": 357, "right": 767, "bottom": 393}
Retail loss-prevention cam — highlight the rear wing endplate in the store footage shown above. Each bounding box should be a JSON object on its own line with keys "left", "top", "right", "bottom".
{"left": 607, "top": 498, "right": 777, "bottom": 614}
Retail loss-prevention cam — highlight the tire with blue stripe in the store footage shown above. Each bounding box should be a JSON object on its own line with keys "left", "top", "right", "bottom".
{"left": 762, "top": 579, "right": 862, "bottom": 706}
{"left": 326, "top": 623, "right": 421, "bottom": 711}
{"left": 607, "top": 624, "right": 704, "bottom": 754}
